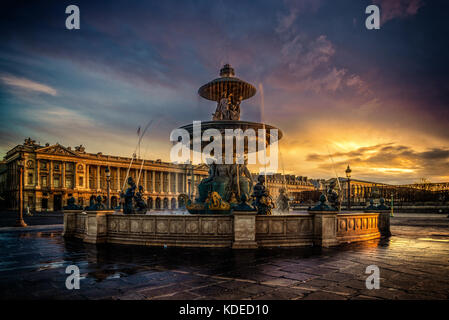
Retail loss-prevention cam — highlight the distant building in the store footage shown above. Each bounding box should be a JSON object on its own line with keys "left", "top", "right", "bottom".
{"left": 398, "top": 182, "right": 449, "bottom": 192}
{"left": 325, "top": 177, "right": 392, "bottom": 205}
{"left": 253, "top": 173, "right": 315, "bottom": 202}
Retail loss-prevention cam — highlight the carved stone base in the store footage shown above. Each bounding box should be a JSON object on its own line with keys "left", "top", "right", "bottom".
{"left": 309, "top": 210, "right": 339, "bottom": 247}
{"left": 232, "top": 211, "right": 258, "bottom": 249}
{"left": 63, "top": 209, "right": 390, "bottom": 249}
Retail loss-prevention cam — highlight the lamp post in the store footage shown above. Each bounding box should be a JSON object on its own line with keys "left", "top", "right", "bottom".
{"left": 188, "top": 178, "right": 192, "bottom": 200}
{"left": 185, "top": 161, "right": 194, "bottom": 201}
{"left": 15, "top": 154, "right": 27, "bottom": 227}
{"left": 345, "top": 164, "right": 352, "bottom": 210}
{"left": 105, "top": 166, "right": 111, "bottom": 209}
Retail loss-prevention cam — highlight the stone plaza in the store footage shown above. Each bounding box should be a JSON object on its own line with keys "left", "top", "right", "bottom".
{"left": 0, "top": 212, "right": 448, "bottom": 300}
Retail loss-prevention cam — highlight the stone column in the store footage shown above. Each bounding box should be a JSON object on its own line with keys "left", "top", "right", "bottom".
{"left": 168, "top": 172, "right": 171, "bottom": 194}
{"left": 83, "top": 211, "right": 114, "bottom": 244}
{"left": 160, "top": 171, "right": 164, "bottom": 194}
{"left": 84, "top": 164, "right": 90, "bottom": 189}
{"left": 378, "top": 210, "right": 391, "bottom": 237}
{"left": 49, "top": 161, "right": 54, "bottom": 188}
{"left": 152, "top": 171, "right": 155, "bottom": 193}
{"left": 232, "top": 211, "right": 258, "bottom": 249}
{"left": 74, "top": 163, "right": 78, "bottom": 188}
{"left": 36, "top": 160, "right": 41, "bottom": 188}
{"left": 116, "top": 167, "right": 121, "bottom": 191}
{"left": 62, "top": 162, "right": 66, "bottom": 189}
{"left": 310, "top": 211, "right": 338, "bottom": 247}
{"left": 143, "top": 170, "right": 147, "bottom": 191}
{"left": 174, "top": 173, "right": 178, "bottom": 194}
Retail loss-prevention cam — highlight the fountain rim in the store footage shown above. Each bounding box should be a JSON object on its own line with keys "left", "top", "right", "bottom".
{"left": 198, "top": 77, "right": 257, "bottom": 101}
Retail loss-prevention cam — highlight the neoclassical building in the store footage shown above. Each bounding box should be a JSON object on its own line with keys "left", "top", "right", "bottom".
{"left": 0, "top": 138, "right": 316, "bottom": 212}
{"left": 1, "top": 138, "right": 209, "bottom": 211}
{"left": 260, "top": 173, "right": 315, "bottom": 202}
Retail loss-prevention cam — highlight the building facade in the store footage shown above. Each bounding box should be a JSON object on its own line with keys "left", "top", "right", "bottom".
{"left": 261, "top": 173, "right": 315, "bottom": 203}
{"left": 0, "top": 138, "right": 316, "bottom": 211}
{"left": 398, "top": 182, "right": 449, "bottom": 192}
{"left": 1, "top": 138, "right": 209, "bottom": 212}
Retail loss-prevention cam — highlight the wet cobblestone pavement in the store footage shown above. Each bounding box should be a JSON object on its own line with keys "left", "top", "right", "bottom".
{"left": 0, "top": 213, "right": 448, "bottom": 300}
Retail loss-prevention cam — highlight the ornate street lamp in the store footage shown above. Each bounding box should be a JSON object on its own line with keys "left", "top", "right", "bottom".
{"left": 345, "top": 164, "right": 352, "bottom": 210}
{"left": 16, "top": 154, "right": 27, "bottom": 227}
{"left": 105, "top": 166, "right": 111, "bottom": 209}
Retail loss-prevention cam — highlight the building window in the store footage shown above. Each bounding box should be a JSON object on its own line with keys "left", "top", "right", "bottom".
{"left": 79, "top": 176, "right": 83, "bottom": 187}
{"left": 27, "top": 173, "right": 33, "bottom": 184}
{"left": 41, "top": 162, "right": 47, "bottom": 170}
{"left": 54, "top": 175, "right": 60, "bottom": 188}
{"left": 66, "top": 176, "right": 73, "bottom": 189}
{"left": 41, "top": 176, "right": 48, "bottom": 187}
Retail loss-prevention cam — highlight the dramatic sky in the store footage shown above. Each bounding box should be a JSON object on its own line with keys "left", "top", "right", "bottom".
{"left": 1, "top": 0, "right": 448, "bottom": 184}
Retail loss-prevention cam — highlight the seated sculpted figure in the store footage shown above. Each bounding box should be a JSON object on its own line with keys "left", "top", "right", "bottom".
{"left": 134, "top": 185, "right": 148, "bottom": 213}
{"left": 228, "top": 95, "right": 241, "bottom": 120}
{"left": 213, "top": 93, "right": 228, "bottom": 120}
{"left": 327, "top": 181, "right": 340, "bottom": 210}
{"left": 212, "top": 164, "right": 232, "bottom": 201}
{"left": 198, "top": 161, "right": 217, "bottom": 203}
{"left": 230, "top": 161, "right": 253, "bottom": 205}
{"left": 252, "top": 175, "right": 274, "bottom": 215}
{"left": 93, "top": 195, "right": 106, "bottom": 210}
{"left": 123, "top": 177, "right": 136, "bottom": 214}
{"left": 63, "top": 196, "right": 82, "bottom": 210}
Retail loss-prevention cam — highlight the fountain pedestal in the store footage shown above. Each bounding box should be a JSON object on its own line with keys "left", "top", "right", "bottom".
{"left": 232, "top": 211, "right": 258, "bottom": 249}
{"left": 83, "top": 211, "right": 115, "bottom": 244}
{"left": 310, "top": 211, "right": 339, "bottom": 247}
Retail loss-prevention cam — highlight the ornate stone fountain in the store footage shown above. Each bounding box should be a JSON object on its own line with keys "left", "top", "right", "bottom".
{"left": 180, "top": 64, "right": 282, "bottom": 215}
{"left": 63, "top": 64, "right": 390, "bottom": 248}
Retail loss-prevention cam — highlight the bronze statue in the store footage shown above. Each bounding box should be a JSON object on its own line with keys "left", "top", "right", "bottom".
{"left": 327, "top": 181, "right": 340, "bottom": 209}
{"left": 230, "top": 161, "right": 253, "bottom": 205}
{"left": 309, "top": 194, "right": 336, "bottom": 211}
{"left": 377, "top": 197, "right": 390, "bottom": 210}
{"left": 123, "top": 177, "right": 136, "bottom": 214}
{"left": 86, "top": 195, "right": 106, "bottom": 211}
{"left": 134, "top": 185, "right": 148, "bottom": 213}
{"left": 252, "top": 175, "right": 274, "bottom": 215}
{"left": 63, "top": 196, "right": 82, "bottom": 210}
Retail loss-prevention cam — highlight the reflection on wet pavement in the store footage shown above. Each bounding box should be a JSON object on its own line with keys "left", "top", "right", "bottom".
{"left": 0, "top": 214, "right": 448, "bottom": 300}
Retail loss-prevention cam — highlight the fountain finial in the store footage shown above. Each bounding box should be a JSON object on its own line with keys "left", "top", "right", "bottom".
{"left": 220, "top": 64, "right": 235, "bottom": 77}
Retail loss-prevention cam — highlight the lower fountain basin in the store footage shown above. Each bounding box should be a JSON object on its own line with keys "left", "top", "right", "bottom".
{"left": 63, "top": 209, "right": 391, "bottom": 249}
